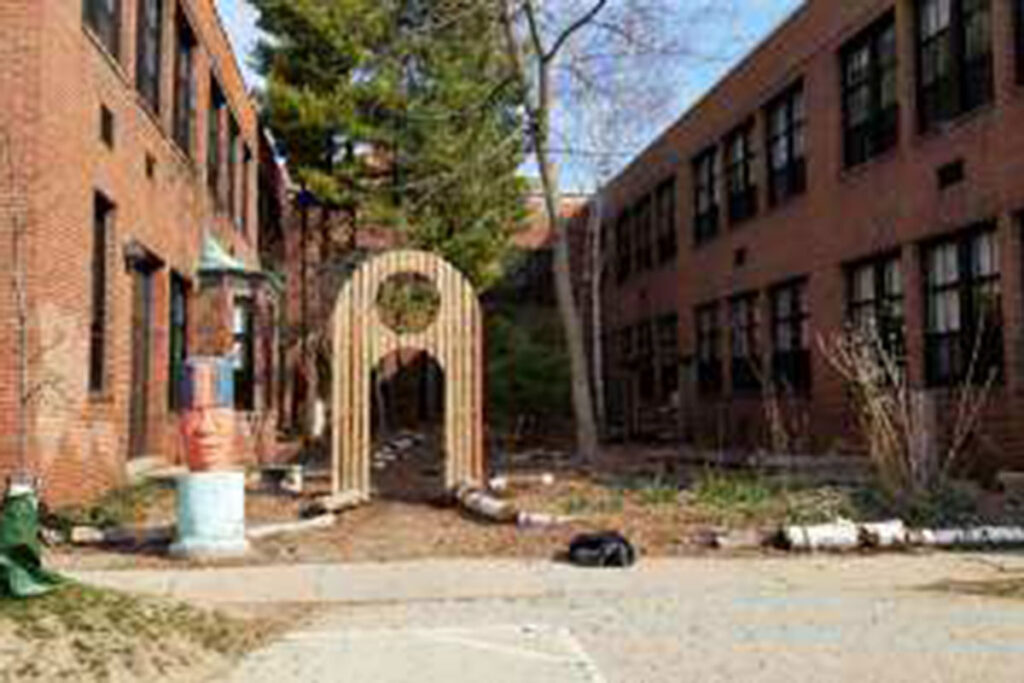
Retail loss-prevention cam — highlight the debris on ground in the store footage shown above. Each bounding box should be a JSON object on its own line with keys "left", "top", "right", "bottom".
{"left": 567, "top": 531, "right": 636, "bottom": 568}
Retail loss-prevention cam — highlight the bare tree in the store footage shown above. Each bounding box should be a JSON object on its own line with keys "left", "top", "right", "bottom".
{"left": 497, "top": 0, "right": 724, "bottom": 459}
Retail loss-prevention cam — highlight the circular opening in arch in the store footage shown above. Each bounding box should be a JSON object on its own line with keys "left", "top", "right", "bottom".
{"left": 376, "top": 272, "right": 441, "bottom": 334}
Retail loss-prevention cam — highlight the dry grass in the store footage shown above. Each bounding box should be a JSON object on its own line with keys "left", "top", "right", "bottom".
{"left": 0, "top": 583, "right": 281, "bottom": 681}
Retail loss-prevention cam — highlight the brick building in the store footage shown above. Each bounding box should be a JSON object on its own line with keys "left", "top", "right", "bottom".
{"left": 594, "top": 0, "right": 1024, "bottom": 474}
{"left": 0, "top": 0, "right": 280, "bottom": 503}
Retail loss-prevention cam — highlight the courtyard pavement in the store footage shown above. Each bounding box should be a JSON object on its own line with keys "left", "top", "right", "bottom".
{"left": 73, "top": 553, "right": 1024, "bottom": 682}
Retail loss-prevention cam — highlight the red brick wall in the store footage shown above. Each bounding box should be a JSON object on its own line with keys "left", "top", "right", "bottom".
{"left": 0, "top": 0, "right": 44, "bottom": 483}
{"left": 597, "top": 0, "right": 1024, "bottom": 469}
{"left": 0, "top": 0, "right": 264, "bottom": 503}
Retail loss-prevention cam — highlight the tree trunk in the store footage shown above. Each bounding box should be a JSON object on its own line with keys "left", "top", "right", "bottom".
{"left": 532, "top": 90, "right": 598, "bottom": 463}
{"left": 499, "top": 0, "right": 601, "bottom": 463}
{"left": 588, "top": 193, "right": 605, "bottom": 432}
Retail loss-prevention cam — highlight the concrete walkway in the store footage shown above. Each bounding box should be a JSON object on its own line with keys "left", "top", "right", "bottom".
{"left": 73, "top": 553, "right": 1024, "bottom": 682}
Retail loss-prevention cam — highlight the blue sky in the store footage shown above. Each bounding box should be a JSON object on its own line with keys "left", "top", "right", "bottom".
{"left": 215, "top": 0, "right": 804, "bottom": 188}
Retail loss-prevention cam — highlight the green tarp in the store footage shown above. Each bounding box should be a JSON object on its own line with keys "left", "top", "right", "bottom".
{"left": 0, "top": 491, "right": 62, "bottom": 598}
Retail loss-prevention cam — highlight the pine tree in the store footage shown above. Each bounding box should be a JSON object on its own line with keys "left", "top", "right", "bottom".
{"left": 252, "top": 0, "right": 526, "bottom": 288}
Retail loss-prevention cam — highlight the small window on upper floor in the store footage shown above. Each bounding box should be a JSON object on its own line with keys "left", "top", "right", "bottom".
{"left": 724, "top": 121, "right": 758, "bottom": 224}
{"left": 765, "top": 82, "right": 807, "bottom": 207}
{"left": 915, "top": 0, "right": 993, "bottom": 132}
{"left": 83, "top": 0, "right": 121, "bottom": 59}
{"left": 841, "top": 11, "right": 899, "bottom": 167}
{"left": 692, "top": 146, "right": 720, "bottom": 246}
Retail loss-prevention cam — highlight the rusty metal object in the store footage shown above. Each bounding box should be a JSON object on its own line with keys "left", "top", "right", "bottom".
{"left": 331, "top": 251, "right": 485, "bottom": 498}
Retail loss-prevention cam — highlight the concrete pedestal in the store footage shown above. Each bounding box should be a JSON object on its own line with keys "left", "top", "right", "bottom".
{"left": 170, "top": 471, "right": 249, "bottom": 558}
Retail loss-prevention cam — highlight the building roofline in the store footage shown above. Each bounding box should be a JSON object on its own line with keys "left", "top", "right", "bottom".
{"left": 604, "top": 1, "right": 810, "bottom": 193}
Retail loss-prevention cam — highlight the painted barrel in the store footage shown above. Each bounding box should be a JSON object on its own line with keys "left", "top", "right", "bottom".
{"left": 180, "top": 357, "right": 238, "bottom": 471}
{"left": 183, "top": 357, "right": 234, "bottom": 409}
{"left": 170, "top": 472, "right": 249, "bottom": 558}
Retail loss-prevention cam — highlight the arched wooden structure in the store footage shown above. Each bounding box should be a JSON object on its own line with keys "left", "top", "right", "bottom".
{"left": 331, "top": 250, "right": 484, "bottom": 498}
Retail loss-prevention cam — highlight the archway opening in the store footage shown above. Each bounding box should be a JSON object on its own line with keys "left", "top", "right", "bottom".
{"left": 370, "top": 349, "right": 447, "bottom": 503}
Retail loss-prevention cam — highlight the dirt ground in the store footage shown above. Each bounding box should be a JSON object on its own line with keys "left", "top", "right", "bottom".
{"left": 44, "top": 438, "right": 1019, "bottom": 572}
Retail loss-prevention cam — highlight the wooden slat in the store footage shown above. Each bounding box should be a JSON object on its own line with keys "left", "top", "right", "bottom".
{"left": 331, "top": 250, "right": 485, "bottom": 498}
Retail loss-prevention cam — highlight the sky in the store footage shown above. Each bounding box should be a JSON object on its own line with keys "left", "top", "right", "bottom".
{"left": 214, "top": 0, "right": 804, "bottom": 190}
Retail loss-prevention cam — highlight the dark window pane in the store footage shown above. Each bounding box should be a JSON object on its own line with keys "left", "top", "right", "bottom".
{"left": 135, "top": 0, "right": 162, "bottom": 112}
{"left": 84, "top": 0, "right": 121, "bottom": 58}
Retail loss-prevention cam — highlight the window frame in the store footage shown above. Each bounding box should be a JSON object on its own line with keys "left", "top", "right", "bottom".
{"left": 173, "top": 10, "right": 197, "bottom": 156}
{"left": 923, "top": 224, "right": 1003, "bottom": 387}
{"left": 135, "top": 0, "right": 162, "bottom": 113}
{"left": 1017, "top": 0, "right": 1024, "bottom": 83}
{"left": 840, "top": 11, "right": 899, "bottom": 167}
{"left": 168, "top": 272, "right": 190, "bottom": 412}
{"left": 89, "top": 193, "right": 114, "bottom": 394}
{"left": 764, "top": 82, "right": 807, "bottom": 206}
{"left": 692, "top": 146, "right": 720, "bottom": 245}
{"left": 655, "top": 177, "right": 677, "bottom": 263}
{"left": 83, "top": 0, "right": 121, "bottom": 59}
{"left": 769, "top": 278, "right": 811, "bottom": 394}
{"left": 634, "top": 195, "right": 654, "bottom": 272}
{"left": 695, "top": 302, "right": 723, "bottom": 396}
{"left": 233, "top": 297, "right": 256, "bottom": 411}
{"left": 846, "top": 252, "right": 907, "bottom": 364}
{"left": 729, "top": 292, "right": 762, "bottom": 394}
{"left": 657, "top": 313, "right": 679, "bottom": 401}
{"left": 208, "top": 77, "right": 226, "bottom": 205}
{"left": 724, "top": 121, "right": 758, "bottom": 224}
{"left": 914, "top": 0, "right": 994, "bottom": 132}
{"left": 615, "top": 209, "right": 632, "bottom": 284}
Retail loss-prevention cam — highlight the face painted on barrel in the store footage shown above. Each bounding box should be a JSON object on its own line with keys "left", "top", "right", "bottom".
{"left": 182, "top": 407, "right": 235, "bottom": 467}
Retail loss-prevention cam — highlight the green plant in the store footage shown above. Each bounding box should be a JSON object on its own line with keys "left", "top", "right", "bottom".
{"left": 43, "top": 481, "right": 167, "bottom": 532}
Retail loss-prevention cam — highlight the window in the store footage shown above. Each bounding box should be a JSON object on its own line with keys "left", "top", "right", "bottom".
{"left": 841, "top": 12, "right": 899, "bottom": 167}
{"left": 636, "top": 320, "right": 655, "bottom": 401}
{"left": 657, "top": 314, "right": 679, "bottom": 400}
{"left": 765, "top": 83, "right": 807, "bottom": 206}
{"left": 173, "top": 11, "right": 196, "bottom": 155}
{"left": 848, "top": 254, "right": 906, "bottom": 362}
{"left": 924, "top": 227, "right": 1002, "bottom": 386}
{"left": 730, "top": 293, "right": 761, "bottom": 393}
{"left": 695, "top": 303, "right": 722, "bottom": 396}
{"left": 228, "top": 116, "right": 241, "bottom": 223}
{"left": 655, "top": 178, "right": 677, "bottom": 263}
{"left": 168, "top": 273, "right": 190, "bottom": 411}
{"left": 83, "top": 0, "right": 121, "bottom": 58}
{"left": 770, "top": 279, "right": 811, "bottom": 393}
{"left": 233, "top": 298, "right": 256, "bottom": 411}
{"left": 634, "top": 196, "right": 653, "bottom": 271}
{"left": 136, "top": 0, "right": 162, "bottom": 112}
{"left": 615, "top": 210, "right": 632, "bottom": 283}
{"left": 89, "top": 194, "right": 114, "bottom": 393}
{"left": 1017, "top": 0, "right": 1024, "bottom": 82}
{"left": 725, "top": 122, "right": 758, "bottom": 224}
{"left": 916, "top": 0, "right": 993, "bottom": 131}
{"left": 208, "top": 78, "right": 225, "bottom": 204}
{"left": 241, "top": 145, "right": 253, "bottom": 235}
{"left": 100, "top": 105, "right": 115, "bottom": 148}
{"left": 693, "top": 147, "right": 720, "bottom": 244}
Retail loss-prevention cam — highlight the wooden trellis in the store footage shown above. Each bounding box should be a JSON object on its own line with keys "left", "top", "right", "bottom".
{"left": 331, "top": 250, "right": 484, "bottom": 498}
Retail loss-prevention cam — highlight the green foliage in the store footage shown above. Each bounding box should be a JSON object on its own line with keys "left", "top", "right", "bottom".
{"left": 486, "top": 305, "right": 572, "bottom": 431}
{"left": 43, "top": 482, "right": 167, "bottom": 532}
{"left": 560, "top": 490, "right": 624, "bottom": 516}
{"left": 690, "top": 470, "right": 864, "bottom": 526}
{"left": 252, "top": 0, "right": 527, "bottom": 289}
